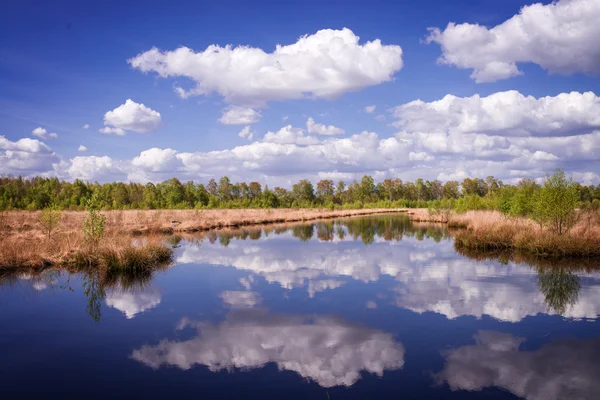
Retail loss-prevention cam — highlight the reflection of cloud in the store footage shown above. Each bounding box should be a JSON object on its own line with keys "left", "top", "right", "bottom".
{"left": 307, "top": 279, "right": 345, "bottom": 298}
{"left": 105, "top": 287, "right": 161, "bottom": 319}
{"left": 131, "top": 310, "right": 405, "bottom": 387}
{"left": 177, "top": 238, "right": 600, "bottom": 322}
{"left": 366, "top": 301, "right": 377, "bottom": 309}
{"left": 436, "top": 330, "right": 600, "bottom": 400}
{"left": 32, "top": 281, "right": 48, "bottom": 291}
{"left": 219, "top": 291, "right": 261, "bottom": 308}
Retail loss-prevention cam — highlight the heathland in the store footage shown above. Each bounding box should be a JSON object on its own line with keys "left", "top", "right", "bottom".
{"left": 1, "top": 169, "right": 599, "bottom": 270}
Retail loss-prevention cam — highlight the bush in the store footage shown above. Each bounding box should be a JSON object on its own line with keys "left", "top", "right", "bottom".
{"left": 531, "top": 169, "right": 579, "bottom": 235}
{"left": 39, "top": 203, "right": 62, "bottom": 239}
{"left": 83, "top": 194, "right": 106, "bottom": 247}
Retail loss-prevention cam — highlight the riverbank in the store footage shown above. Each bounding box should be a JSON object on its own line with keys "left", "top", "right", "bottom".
{"left": 409, "top": 208, "right": 600, "bottom": 258}
{"left": 0, "top": 208, "right": 406, "bottom": 269}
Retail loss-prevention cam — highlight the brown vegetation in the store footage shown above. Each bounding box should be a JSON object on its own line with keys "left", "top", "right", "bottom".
{"left": 450, "top": 210, "right": 600, "bottom": 258}
{"left": 0, "top": 208, "right": 405, "bottom": 270}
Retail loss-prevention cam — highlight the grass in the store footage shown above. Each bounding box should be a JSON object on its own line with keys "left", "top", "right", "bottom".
{"left": 0, "top": 208, "right": 405, "bottom": 271}
{"left": 0, "top": 208, "right": 406, "bottom": 235}
{"left": 450, "top": 210, "right": 600, "bottom": 258}
{"left": 0, "top": 231, "right": 173, "bottom": 271}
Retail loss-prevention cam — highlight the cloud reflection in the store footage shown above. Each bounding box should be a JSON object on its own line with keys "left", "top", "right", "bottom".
{"left": 105, "top": 286, "right": 161, "bottom": 319}
{"left": 436, "top": 330, "right": 600, "bottom": 400}
{"left": 176, "top": 235, "right": 600, "bottom": 322}
{"left": 131, "top": 310, "right": 405, "bottom": 387}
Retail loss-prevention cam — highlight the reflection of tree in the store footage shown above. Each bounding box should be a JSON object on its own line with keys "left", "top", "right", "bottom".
{"left": 82, "top": 272, "right": 105, "bottom": 322}
{"left": 292, "top": 225, "right": 314, "bottom": 241}
{"left": 537, "top": 267, "right": 581, "bottom": 315}
{"left": 316, "top": 222, "right": 334, "bottom": 241}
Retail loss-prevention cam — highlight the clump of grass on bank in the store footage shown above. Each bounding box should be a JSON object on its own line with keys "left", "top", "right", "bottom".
{"left": 451, "top": 210, "right": 600, "bottom": 258}
{"left": 0, "top": 195, "right": 173, "bottom": 271}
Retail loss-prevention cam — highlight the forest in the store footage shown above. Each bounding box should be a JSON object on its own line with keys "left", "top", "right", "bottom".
{"left": 1, "top": 171, "right": 599, "bottom": 214}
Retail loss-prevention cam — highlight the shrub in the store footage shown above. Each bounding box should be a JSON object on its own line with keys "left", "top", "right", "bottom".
{"left": 39, "top": 203, "right": 62, "bottom": 239}
{"left": 531, "top": 169, "right": 579, "bottom": 235}
{"left": 83, "top": 194, "right": 106, "bottom": 247}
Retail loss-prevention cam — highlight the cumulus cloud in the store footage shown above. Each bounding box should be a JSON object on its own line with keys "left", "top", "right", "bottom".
{"left": 32, "top": 127, "right": 58, "bottom": 139}
{"left": 0, "top": 135, "right": 59, "bottom": 176}
{"left": 21, "top": 88, "right": 600, "bottom": 184}
{"left": 105, "top": 286, "right": 162, "bottom": 319}
{"left": 263, "top": 125, "right": 320, "bottom": 145}
{"left": 364, "top": 105, "right": 376, "bottom": 113}
{"left": 77, "top": 145, "right": 87, "bottom": 152}
{"left": 238, "top": 126, "right": 254, "bottom": 140}
{"left": 103, "top": 99, "right": 161, "bottom": 134}
{"left": 128, "top": 28, "right": 403, "bottom": 106}
{"left": 390, "top": 90, "right": 600, "bottom": 181}
{"left": 426, "top": 0, "right": 600, "bottom": 82}
{"left": 219, "top": 106, "right": 261, "bottom": 125}
{"left": 131, "top": 310, "right": 405, "bottom": 387}
{"left": 306, "top": 117, "right": 345, "bottom": 136}
{"left": 98, "top": 126, "right": 126, "bottom": 136}
{"left": 83, "top": 124, "right": 90, "bottom": 129}
{"left": 393, "top": 91, "right": 600, "bottom": 138}
{"left": 436, "top": 331, "right": 600, "bottom": 400}
{"left": 68, "top": 155, "right": 124, "bottom": 181}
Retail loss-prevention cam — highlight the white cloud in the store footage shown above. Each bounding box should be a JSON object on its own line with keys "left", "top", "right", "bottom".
{"left": 426, "top": 0, "right": 600, "bottom": 82}
{"left": 31, "top": 127, "right": 58, "bottom": 139}
{"left": 98, "top": 126, "right": 126, "bottom": 136}
{"left": 131, "top": 310, "right": 405, "bottom": 387}
{"left": 263, "top": 125, "right": 320, "bottom": 145}
{"left": 436, "top": 331, "right": 600, "bottom": 400}
{"left": 219, "top": 106, "right": 261, "bottom": 125}
{"left": 68, "top": 155, "right": 123, "bottom": 181}
{"left": 238, "top": 126, "right": 254, "bottom": 140}
{"left": 392, "top": 91, "right": 600, "bottom": 138}
{"left": 364, "top": 105, "right": 376, "bottom": 113}
{"left": 103, "top": 99, "right": 161, "bottom": 134}
{"left": 409, "top": 151, "right": 434, "bottom": 162}
{"left": 0, "top": 135, "right": 59, "bottom": 176}
{"left": 306, "top": 117, "right": 345, "bottom": 136}
{"left": 129, "top": 28, "right": 403, "bottom": 106}
{"left": 83, "top": 124, "right": 90, "bottom": 129}
{"left": 77, "top": 145, "right": 87, "bottom": 152}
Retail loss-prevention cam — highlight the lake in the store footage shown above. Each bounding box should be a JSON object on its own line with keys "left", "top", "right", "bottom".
{"left": 1, "top": 214, "right": 599, "bottom": 399}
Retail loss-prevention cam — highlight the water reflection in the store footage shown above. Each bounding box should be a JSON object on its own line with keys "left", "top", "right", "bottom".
{"left": 131, "top": 309, "right": 405, "bottom": 388}
{"left": 435, "top": 330, "right": 600, "bottom": 400}
{"left": 176, "top": 216, "right": 600, "bottom": 322}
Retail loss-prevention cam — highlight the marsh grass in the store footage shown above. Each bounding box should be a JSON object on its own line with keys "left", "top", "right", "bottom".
{"left": 451, "top": 210, "right": 600, "bottom": 258}
{"left": 0, "top": 229, "right": 173, "bottom": 271}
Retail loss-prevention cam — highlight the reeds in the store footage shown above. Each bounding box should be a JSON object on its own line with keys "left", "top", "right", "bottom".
{"left": 0, "top": 231, "right": 173, "bottom": 271}
{"left": 0, "top": 208, "right": 406, "bottom": 236}
{"left": 451, "top": 210, "right": 600, "bottom": 258}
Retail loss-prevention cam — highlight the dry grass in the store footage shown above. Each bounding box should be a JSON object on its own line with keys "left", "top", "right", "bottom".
{"left": 406, "top": 208, "right": 451, "bottom": 223}
{"left": 0, "top": 208, "right": 406, "bottom": 235}
{"left": 451, "top": 210, "right": 600, "bottom": 258}
{"left": 0, "top": 208, "right": 404, "bottom": 270}
{"left": 0, "top": 230, "right": 172, "bottom": 271}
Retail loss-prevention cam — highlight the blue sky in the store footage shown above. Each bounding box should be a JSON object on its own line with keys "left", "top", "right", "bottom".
{"left": 1, "top": 0, "right": 599, "bottom": 186}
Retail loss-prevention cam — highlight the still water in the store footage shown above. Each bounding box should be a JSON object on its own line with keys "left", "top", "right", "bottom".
{"left": 1, "top": 214, "right": 599, "bottom": 399}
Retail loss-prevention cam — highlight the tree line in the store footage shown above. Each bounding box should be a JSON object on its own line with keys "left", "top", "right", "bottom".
{"left": 0, "top": 172, "right": 599, "bottom": 212}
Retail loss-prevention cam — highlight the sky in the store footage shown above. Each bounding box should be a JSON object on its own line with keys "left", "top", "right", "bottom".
{"left": 1, "top": 0, "right": 599, "bottom": 187}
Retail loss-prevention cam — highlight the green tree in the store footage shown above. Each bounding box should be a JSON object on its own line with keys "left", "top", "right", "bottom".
{"left": 532, "top": 169, "right": 579, "bottom": 234}
{"left": 39, "top": 203, "right": 62, "bottom": 239}
{"left": 83, "top": 194, "right": 106, "bottom": 247}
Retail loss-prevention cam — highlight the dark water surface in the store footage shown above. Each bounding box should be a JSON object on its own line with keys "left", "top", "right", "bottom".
{"left": 2, "top": 214, "right": 600, "bottom": 399}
